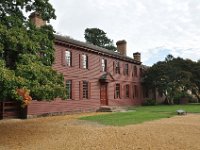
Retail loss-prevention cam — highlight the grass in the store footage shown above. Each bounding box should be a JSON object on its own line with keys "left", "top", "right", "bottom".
{"left": 79, "top": 104, "right": 200, "bottom": 126}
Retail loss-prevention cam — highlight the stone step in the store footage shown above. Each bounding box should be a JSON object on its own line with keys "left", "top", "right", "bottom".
{"left": 96, "top": 106, "right": 128, "bottom": 112}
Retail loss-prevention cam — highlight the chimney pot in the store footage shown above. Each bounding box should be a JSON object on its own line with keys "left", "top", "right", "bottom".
{"left": 116, "top": 40, "right": 127, "bottom": 56}
{"left": 29, "top": 12, "right": 46, "bottom": 27}
{"left": 133, "top": 52, "right": 141, "bottom": 62}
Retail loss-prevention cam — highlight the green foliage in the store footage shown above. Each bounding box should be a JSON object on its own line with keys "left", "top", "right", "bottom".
{"left": 173, "top": 92, "right": 191, "bottom": 104}
{"left": 142, "top": 55, "right": 199, "bottom": 104}
{"left": 15, "top": 54, "right": 65, "bottom": 100}
{"left": 0, "top": 59, "right": 25, "bottom": 101}
{"left": 0, "top": 0, "right": 65, "bottom": 102}
{"left": 84, "top": 28, "right": 117, "bottom": 51}
{"left": 142, "top": 99, "right": 156, "bottom": 106}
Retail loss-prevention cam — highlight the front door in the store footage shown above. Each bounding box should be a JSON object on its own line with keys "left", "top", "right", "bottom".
{"left": 100, "top": 83, "right": 108, "bottom": 105}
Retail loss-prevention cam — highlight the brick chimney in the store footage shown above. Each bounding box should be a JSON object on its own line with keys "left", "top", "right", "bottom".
{"left": 116, "top": 40, "right": 127, "bottom": 56}
{"left": 29, "top": 12, "right": 46, "bottom": 27}
{"left": 133, "top": 52, "right": 141, "bottom": 62}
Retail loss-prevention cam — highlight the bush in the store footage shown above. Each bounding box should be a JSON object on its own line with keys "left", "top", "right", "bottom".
{"left": 173, "top": 92, "right": 192, "bottom": 104}
{"left": 142, "top": 99, "right": 156, "bottom": 106}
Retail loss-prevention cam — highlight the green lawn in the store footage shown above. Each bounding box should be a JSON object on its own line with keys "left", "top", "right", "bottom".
{"left": 79, "top": 104, "right": 200, "bottom": 126}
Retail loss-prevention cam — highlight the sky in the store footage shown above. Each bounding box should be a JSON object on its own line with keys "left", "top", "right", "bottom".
{"left": 49, "top": 0, "right": 200, "bottom": 66}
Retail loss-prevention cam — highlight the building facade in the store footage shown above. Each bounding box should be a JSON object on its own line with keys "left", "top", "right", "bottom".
{"left": 27, "top": 13, "right": 144, "bottom": 117}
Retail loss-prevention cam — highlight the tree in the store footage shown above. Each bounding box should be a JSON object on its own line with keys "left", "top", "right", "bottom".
{"left": 142, "top": 55, "right": 196, "bottom": 104}
{"left": 0, "top": 0, "right": 65, "bottom": 104}
{"left": 84, "top": 28, "right": 117, "bottom": 51}
{"left": 190, "top": 61, "right": 200, "bottom": 102}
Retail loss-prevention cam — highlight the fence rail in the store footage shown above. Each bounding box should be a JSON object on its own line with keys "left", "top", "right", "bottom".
{"left": 0, "top": 101, "right": 20, "bottom": 119}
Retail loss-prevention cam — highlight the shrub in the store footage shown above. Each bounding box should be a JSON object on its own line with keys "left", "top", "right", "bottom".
{"left": 142, "top": 99, "right": 156, "bottom": 106}
{"left": 173, "top": 92, "right": 192, "bottom": 104}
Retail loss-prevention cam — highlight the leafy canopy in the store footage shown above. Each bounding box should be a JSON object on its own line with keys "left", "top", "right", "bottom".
{"left": 142, "top": 55, "right": 200, "bottom": 104}
{"left": 84, "top": 28, "right": 117, "bottom": 51}
{"left": 0, "top": 0, "right": 65, "bottom": 102}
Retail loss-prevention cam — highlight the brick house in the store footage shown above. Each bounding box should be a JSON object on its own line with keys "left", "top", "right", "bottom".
{"left": 26, "top": 12, "right": 144, "bottom": 117}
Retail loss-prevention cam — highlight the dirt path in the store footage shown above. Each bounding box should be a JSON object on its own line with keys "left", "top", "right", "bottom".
{"left": 0, "top": 113, "right": 200, "bottom": 150}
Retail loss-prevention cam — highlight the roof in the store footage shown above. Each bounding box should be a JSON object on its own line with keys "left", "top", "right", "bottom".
{"left": 54, "top": 34, "right": 141, "bottom": 65}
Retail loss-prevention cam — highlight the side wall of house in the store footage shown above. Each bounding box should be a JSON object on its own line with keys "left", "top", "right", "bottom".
{"left": 27, "top": 43, "right": 142, "bottom": 116}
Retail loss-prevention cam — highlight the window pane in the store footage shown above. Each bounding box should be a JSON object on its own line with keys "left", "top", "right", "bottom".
{"left": 125, "top": 64, "right": 128, "bottom": 75}
{"left": 115, "top": 84, "right": 120, "bottom": 98}
{"left": 82, "top": 54, "right": 88, "bottom": 69}
{"left": 65, "top": 51, "right": 71, "bottom": 66}
{"left": 66, "top": 80, "right": 72, "bottom": 99}
{"left": 102, "top": 59, "right": 107, "bottom": 72}
{"left": 134, "top": 85, "right": 138, "bottom": 98}
{"left": 134, "top": 66, "right": 138, "bottom": 77}
{"left": 126, "top": 85, "right": 129, "bottom": 98}
{"left": 83, "top": 81, "right": 88, "bottom": 99}
{"left": 115, "top": 61, "right": 120, "bottom": 74}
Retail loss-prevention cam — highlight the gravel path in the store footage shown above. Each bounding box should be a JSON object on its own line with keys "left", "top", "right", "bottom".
{"left": 0, "top": 113, "right": 200, "bottom": 150}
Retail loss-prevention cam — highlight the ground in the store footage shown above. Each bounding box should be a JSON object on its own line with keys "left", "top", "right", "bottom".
{"left": 0, "top": 113, "right": 200, "bottom": 150}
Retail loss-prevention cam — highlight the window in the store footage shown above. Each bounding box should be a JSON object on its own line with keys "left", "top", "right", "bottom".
{"left": 125, "top": 64, "right": 129, "bottom": 75}
{"left": 66, "top": 80, "right": 72, "bottom": 99}
{"left": 140, "top": 68, "right": 143, "bottom": 77}
{"left": 101, "top": 58, "right": 107, "bottom": 72}
{"left": 115, "top": 84, "right": 120, "bottom": 98}
{"left": 125, "top": 84, "right": 130, "bottom": 98}
{"left": 134, "top": 66, "right": 138, "bottom": 77}
{"left": 82, "top": 54, "right": 88, "bottom": 69}
{"left": 134, "top": 85, "right": 138, "bottom": 98}
{"left": 83, "top": 81, "right": 88, "bottom": 99}
{"left": 65, "top": 50, "right": 71, "bottom": 66}
{"left": 115, "top": 61, "right": 120, "bottom": 74}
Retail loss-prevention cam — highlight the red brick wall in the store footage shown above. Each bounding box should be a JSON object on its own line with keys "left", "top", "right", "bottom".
{"left": 27, "top": 41, "right": 143, "bottom": 116}
{"left": 27, "top": 99, "right": 100, "bottom": 115}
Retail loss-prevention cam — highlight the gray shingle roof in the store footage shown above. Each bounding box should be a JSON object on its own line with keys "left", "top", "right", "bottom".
{"left": 54, "top": 34, "right": 141, "bottom": 65}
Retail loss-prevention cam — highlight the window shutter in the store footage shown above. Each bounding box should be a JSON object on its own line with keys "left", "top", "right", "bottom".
{"left": 120, "top": 84, "right": 123, "bottom": 99}
{"left": 123, "top": 84, "right": 125, "bottom": 98}
{"left": 79, "top": 81, "right": 83, "bottom": 100}
{"left": 130, "top": 84, "right": 132, "bottom": 99}
{"left": 62, "top": 50, "right": 66, "bottom": 66}
{"left": 88, "top": 82, "right": 91, "bottom": 99}
{"left": 127, "top": 64, "right": 129, "bottom": 76}
{"left": 86, "top": 55, "right": 89, "bottom": 69}
{"left": 105, "top": 59, "right": 107, "bottom": 72}
{"left": 70, "top": 51, "right": 72, "bottom": 66}
{"left": 79, "top": 54, "right": 81, "bottom": 68}
{"left": 114, "top": 83, "right": 116, "bottom": 99}
{"left": 99, "top": 58, "right": 102, "bottom": 72}
{"left": 123, "top": 63, "right": 125, "bottom": 75}
{"left": 71, "top": 80, "right": 74, "bottom": 100}
{"left": 132, "top": 84, "right": 135, "bottom": 99}
{"left": 119, "top": 62, "right": 121, "bottom": 74}
{"left": 125, "top": 85, "right": 127, "bottom": 98}
{"left": 113, "top": 61, "right": 115, "bottom": 75}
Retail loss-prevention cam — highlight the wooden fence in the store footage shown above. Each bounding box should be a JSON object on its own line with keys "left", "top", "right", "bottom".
{"left": 0, "top": 101, "right": 23, "bottom": 119}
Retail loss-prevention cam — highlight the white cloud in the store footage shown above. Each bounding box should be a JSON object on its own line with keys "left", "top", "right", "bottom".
{"left": 49, "top": 0, "right": 200, "bottom": 65}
